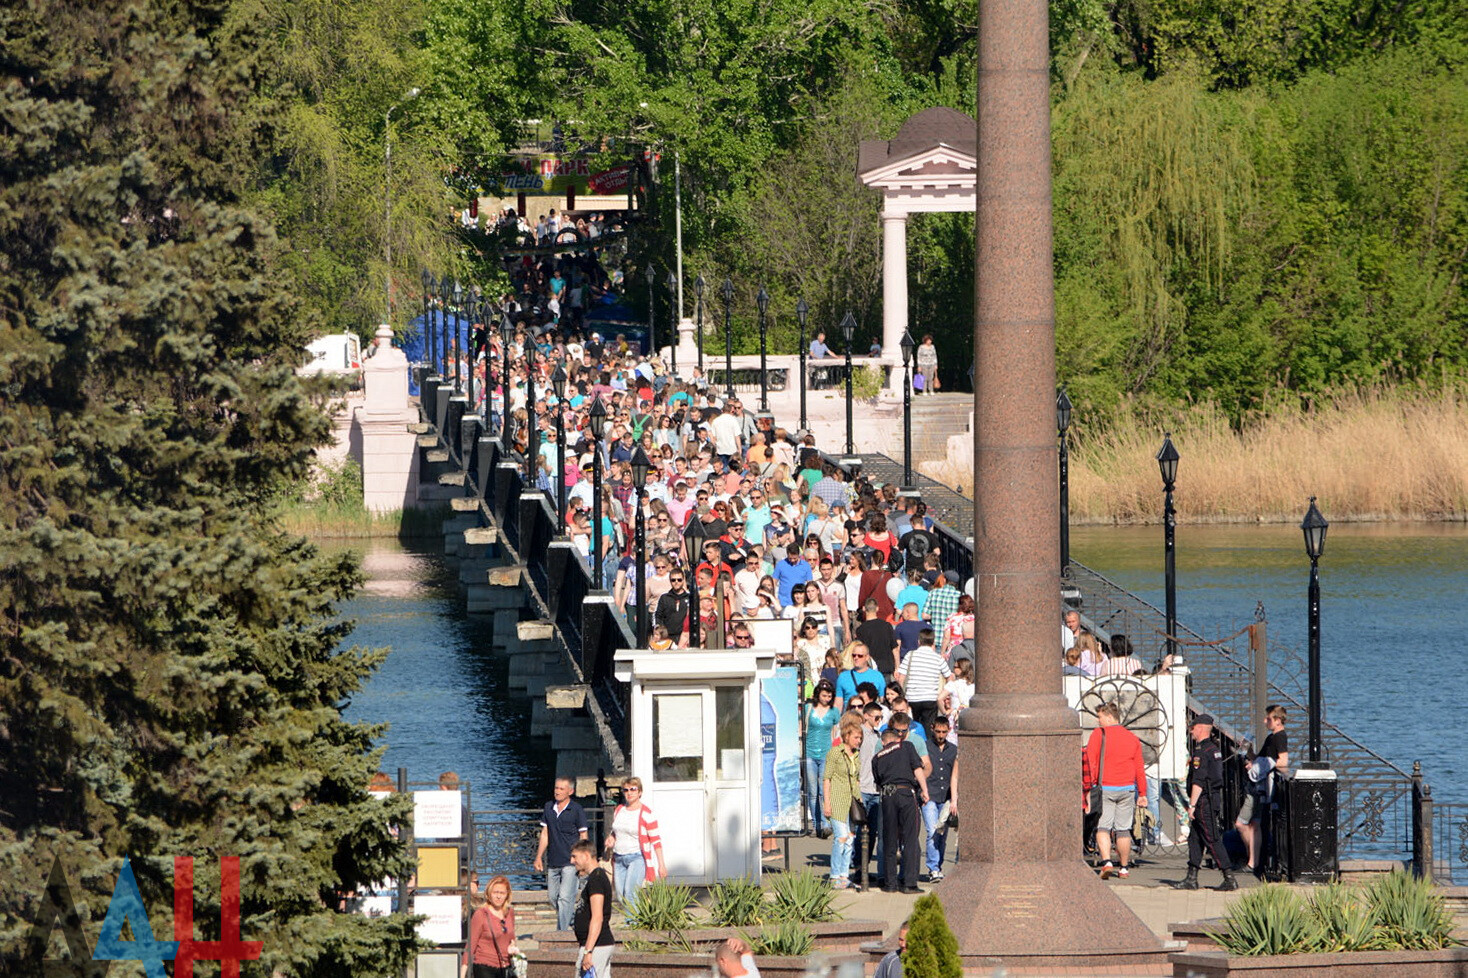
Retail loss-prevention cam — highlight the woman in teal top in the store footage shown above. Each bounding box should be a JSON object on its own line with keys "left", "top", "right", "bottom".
{"left": 804, "top": 680, "right": 840, "bottom": 838}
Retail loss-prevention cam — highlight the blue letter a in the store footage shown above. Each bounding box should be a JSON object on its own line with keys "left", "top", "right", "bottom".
{"left": 93, "top": 857, "right": 178, "bottom": 978}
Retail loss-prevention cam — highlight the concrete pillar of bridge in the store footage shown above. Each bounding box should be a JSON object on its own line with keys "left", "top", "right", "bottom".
{"left": 944, "top": 0, "right": 1168, "bottom": 967}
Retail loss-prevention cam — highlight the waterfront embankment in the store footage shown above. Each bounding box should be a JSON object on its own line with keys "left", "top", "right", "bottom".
{"left": 924, "top": 386, "right": 1468, "bottom": 524}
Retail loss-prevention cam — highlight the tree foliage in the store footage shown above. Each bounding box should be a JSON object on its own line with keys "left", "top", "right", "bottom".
{"left": 903, "top": 893, "right": 962, "bottom": 978}
{"left": 0, "top": 2, "right": 416, "bottom": 974}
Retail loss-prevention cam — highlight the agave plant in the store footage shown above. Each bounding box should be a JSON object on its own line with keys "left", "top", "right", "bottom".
{"left": 1307, "top": 884, "right": 1382, "bottom": 952}
{"left": 709, "top": 876, "right": 768, "bottom": 927}
{"left": 622, "top": 878, "right": 696, "bottom": 931}
{"left": 768, "top": 870, "right": 843, "bottom": 923}
{"left": 1364, "top": 869, "right": 1462, "bottom": 951}
{"left": 742, "top": 920, "right": 816, "bottom": 957}
{"left": 1209, "top": 885, "right": 1321, "bottom": 956}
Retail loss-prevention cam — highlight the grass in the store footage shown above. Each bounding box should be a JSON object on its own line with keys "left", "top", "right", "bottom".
{"left": 275, "top": 498, "right": 448, "bottom": 539}
{"left": 919, "top": 385, "right": 1468, "bottom": 523}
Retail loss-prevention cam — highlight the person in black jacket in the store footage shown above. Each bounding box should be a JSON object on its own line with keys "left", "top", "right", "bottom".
{"left": 873, "top": 721, "right": 929, "bottom": 894}
{"left": 654, "top": 569, "right": 692, "bottom": 646}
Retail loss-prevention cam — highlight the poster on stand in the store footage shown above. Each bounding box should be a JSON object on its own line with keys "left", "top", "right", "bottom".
{"left": 759, "top": 665, "right": 803, "bottom": 833}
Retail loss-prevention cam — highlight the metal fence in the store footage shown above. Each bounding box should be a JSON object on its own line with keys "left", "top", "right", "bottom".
{"left": 469, "top": 807, "right": 608, "bottom": 888}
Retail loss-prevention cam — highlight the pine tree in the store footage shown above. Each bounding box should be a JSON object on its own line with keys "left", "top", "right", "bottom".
{"left": 0, "top": 2, "right": 418, "bottom": 974}
{"left": 903, "top": 893, "right": 962, "bottom": 978}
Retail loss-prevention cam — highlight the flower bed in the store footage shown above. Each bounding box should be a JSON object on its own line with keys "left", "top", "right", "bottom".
{"left": 1170, "top": 946, "right": 1468, "bottom": 977}
{"left": 523, "top": 947, "right": 866, "bottom": 978}
{"left": 532, "top": 918, "right": 887, "bottom": 953}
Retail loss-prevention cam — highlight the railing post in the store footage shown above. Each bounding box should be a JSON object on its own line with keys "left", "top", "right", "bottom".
{"left": 1250, "top": 620, "right": 1268, "bottom": 741}
{"left": 1412, "top": 761, "right": 1434, "bottom": 882}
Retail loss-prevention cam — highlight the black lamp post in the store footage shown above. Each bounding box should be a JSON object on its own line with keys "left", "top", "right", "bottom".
{"left": 694, "top": 274, "right": 706, "bottom": 374}
{"left": 1057, "top": 386, "right": 1073, "bottom": 576}
{"left": 756, "top": 286, "right": 770, "bottom": 416}
{"left": 631, "top": 446, "right": 652, "bottom": 646}
{"left": 796, "top": 298, "right": 809, "bottom": 431}
{"left": 841, "top": 311, "right": 856, "bottom": 456}
{"left": 499, "top": 314, "right": 512, "bottom": 440}
{"left": 552, "top": 363, "right": 568, "bottom": 521}
{"left": 451, "top": 280, "right": 464, "bottom": 393}
{"left": 646, "top": 264, "right": 655, "bottom": 361}
{"left": 720, "top": 278, "right": 735, "bottom": 399}
{"left": 524, "top": 341, "right": 537, "bottom": 485}
{"left": 466, "top": 289, "right": 479, "bottom": 414}
{"left": 421, "top": 270, "right": 434, "bottom": 378}
{"left": 900, "top": 329, "right": 915, "bottom": 488}
{"left": 589, "top": 396, "right": 608, "bottom": 585}
{"left": 683, "top": 516, "right": 707, "bottom": 649}
{"left": 439, "top": 277, "right": 452, "bottom": 379}
{"left": 1301, "top": 496, "right": 1329, "bottom": 766}
{"left": 665, "top": 268, "right": 679, "bottom": 375}
{"left": 1157, "top": 432, "right": 1182, "bottom": 667}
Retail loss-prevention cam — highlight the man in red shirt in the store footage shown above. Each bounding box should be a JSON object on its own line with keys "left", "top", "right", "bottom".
{"left": 1082, "top": 702, "right": 1148, "bottom": 879}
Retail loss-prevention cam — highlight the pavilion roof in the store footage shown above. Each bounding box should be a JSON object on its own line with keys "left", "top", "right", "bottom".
{"left": 857, "top": 106, "right": 977, "bottom": 178}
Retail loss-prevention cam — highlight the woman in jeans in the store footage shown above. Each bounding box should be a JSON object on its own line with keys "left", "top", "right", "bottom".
{"left": 468, "top": 875, "right": 518, "bottom": 977}
{"left": 803, "top": 680, "right": 840, "bottom": 836}
{"left": 603, "top": 777, "right": 666, "bottom": 903}
{"left": 822, "top": 714, "right": 865, "bottom": 889}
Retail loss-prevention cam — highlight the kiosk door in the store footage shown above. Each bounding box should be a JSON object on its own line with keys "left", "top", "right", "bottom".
{"left": 649, "top": 685, "right": 756, "bottom": 882}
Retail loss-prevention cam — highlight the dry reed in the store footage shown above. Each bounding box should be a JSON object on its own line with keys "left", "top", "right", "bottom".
{"left": 919, "top": 387, "right": 1468, "bottom": 524}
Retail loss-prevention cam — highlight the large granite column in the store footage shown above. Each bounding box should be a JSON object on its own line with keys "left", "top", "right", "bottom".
{"left": 880, "top": 211, "right": 907, "bottom": 357}
{"left": 945, "top": 0, "right": 1167, "bottom": 966}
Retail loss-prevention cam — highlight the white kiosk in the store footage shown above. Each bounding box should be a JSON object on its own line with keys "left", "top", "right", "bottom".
{"left": 614, "top": 647, "right": 778, "bottom": 884}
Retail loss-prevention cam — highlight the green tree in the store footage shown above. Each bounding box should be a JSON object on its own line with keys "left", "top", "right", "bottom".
{"left": 0, "top": 2, "right": 418, "bottom": 974}
{"left": 903, "top": 893, "right": 962, "bottom": 978}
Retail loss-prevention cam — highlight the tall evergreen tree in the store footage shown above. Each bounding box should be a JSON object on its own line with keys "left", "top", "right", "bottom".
{"left": 0, "top": 2, "right": 418, "bottom": 974}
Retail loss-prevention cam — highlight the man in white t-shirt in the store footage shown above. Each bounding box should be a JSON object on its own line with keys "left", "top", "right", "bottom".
{"left": 733, "top": 550, "right": 763, "bottom": 615}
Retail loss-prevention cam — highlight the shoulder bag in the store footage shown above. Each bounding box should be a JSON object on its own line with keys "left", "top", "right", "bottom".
{"left": 1088, "top": 726, "right": 1108, "bottom": 814}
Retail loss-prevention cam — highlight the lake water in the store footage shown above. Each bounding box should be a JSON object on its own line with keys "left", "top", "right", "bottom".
{"left": 336, "top": 523, "right": 1468, "bottom": 818}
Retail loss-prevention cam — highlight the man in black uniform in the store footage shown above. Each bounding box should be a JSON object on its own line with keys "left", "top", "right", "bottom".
{"left": 873, "top": 721, "right": 929, "bottom": 894}
{"left": 1175, "top": 713, "right": 1239, "bottom": 891}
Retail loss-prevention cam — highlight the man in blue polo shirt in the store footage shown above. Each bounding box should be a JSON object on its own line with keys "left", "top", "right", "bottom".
{"left": 533, "top": 776, "right": 589, "bottom": 930}
{"left": 772, "top": 544, "right": 813, "bottom": 606}
{"left": 834, "top": 643, "right": 887, "bottom": 709}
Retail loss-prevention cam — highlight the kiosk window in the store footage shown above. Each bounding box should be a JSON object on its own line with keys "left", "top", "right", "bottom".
{"left": 653, "top": 693, "right": 704, "bottom": 782}
{"left": 715, "top": 687, "right": 745, "bottom": 780}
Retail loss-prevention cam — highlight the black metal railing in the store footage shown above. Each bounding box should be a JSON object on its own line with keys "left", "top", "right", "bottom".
{"left": 470, "top": 807, "right": 608, "bottom": 887}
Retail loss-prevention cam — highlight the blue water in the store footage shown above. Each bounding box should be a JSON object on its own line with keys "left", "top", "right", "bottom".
{"left": 1072, "top": 522, "right": 1468, "bottom": 807}
{"left": 336, "top": 542, "right": 556, "bottom": 811}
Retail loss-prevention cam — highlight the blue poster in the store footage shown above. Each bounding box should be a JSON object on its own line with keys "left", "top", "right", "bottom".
{"left": 760, "top": 666, "right": 803, "bottom": 833}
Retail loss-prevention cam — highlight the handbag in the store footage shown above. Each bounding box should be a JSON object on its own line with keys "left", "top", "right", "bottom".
{"left": 1088, "top": 727, "right": 1108, "bottom": 814}
{"left": 849, "top": 796, "right": 868, "bottom": 826}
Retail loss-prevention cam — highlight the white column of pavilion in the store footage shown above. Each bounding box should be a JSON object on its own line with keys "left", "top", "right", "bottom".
{"left": 858, "top": 107, "right": 978, "bottom": 387}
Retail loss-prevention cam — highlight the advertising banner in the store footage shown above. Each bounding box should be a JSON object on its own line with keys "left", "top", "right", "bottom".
{"left": 759, "top": 665, "right": 803, "bottom": 833}
{"left": 482, "top": 157, "right": 632, "bottom": 197}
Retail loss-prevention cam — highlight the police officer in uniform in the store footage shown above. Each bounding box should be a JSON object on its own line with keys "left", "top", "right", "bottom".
{"left": 873, "top": 718, "right": 929, "bottom": 893}
{"left": 1175, "top": 713, "right": 1239, "bottom": 891}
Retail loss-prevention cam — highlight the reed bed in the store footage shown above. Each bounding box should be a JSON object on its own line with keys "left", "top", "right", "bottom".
{"left": 920, "top": 387, "right": 1468, "bottom": 524}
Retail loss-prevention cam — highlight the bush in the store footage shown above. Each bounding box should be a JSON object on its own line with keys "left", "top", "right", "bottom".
{"left": 1213, "top": 873, "right": 1463, "bottom": 956}
{"left": 851, "top": 364, "right": 884, "bottom": 401}
{"left": 902, "top": 893, "right": 961, "bottom": 978}
{"left": 768, "top": 870, "right": 842, "bottom": 923}
{"left": 742, "top": 921, "right": 815, "bottom": 957}
{"left": 622, "top": 879, "right": 696, "bottom": 931}
{"left": 709, "top": 877, "right": 767, "bottom": 927}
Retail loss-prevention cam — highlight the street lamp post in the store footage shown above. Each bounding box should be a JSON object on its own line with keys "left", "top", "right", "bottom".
{"left": 683, "top": 517, "right": 707, "bottom": 649}
{"left": 720, "top": 278, "right": 735, "bottom": 399}
{"left": 589, "top": 396, "right": 608, "bottom": 586}
{"left": 756, "top": 287, "right": 770, "bottom": 416}
{"left": 646, "top": 264, "right": 655, "bottom": 361}
{"left": 841, "top": 312, "right": 856, "bottom": 456}
{"left": 465, "top": 289, "right": 478, "bottom": 414}
{"left": 1301, "top": 497, "right": 1329, "bottom": 765}
{"left": 451, "top": 280, "right": 464, "bottom": 394}
{"left": 1057, "top": 387, "right": 1073, "bottom": 576}
{"left": 421, "top": 270, "right": 435, "bottom": 381}
{"left": 552, "top": 364, "right": 568, "bottom": 523}
{"left": 383, "top": 87, "right": 420, "bottom": 324}
{"left": 665, "top": 268, "right": 679, "bottom": 376}
{"left": 796, "top": 298, "right": 809, "bottom": 431}
{"left": 499, "top": 314, "right": 513, "bottom": 440}
{"left": 631, "top": 447, "right": 652, "bottom": 646}
{"left": 1157, "top": 433, "right": 1182, "bottom": 668}
{"left": 900, "top": 329, "right": 915, "bottom": 488}
{"left": 524, "top": 341, "right": 537, "bottom": 485}
{"left": 694, "top": 274, "right": 706, "bottom": 374}
{"left": 439, "top": 277, "right": 452, "bottom": 378}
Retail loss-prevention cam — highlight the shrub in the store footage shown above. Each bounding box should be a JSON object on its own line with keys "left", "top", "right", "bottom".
{"left": 1364, "top": 869, "right": 1461, "bottom": 951}
{"left": 709, "top": 877, "right": 768, "bottom": 927}
{"left": 1211, "top": 886, "right": 1321, "bottom": 956}
{"left": 1308, "top": 883, "right": 1382, "bottom": 952}
{"left": 903, "top": 893, "right": 962, "bottom": 978}
{"left": 768, "top": 870, "right": 842, "bottom": 923}
{"left": 742, "top": 921, "right": 815, "bottom": 957}
{"left": 622, "top": 879, "right": 696, "bottom": 931}
{"left": 851, "top": 364, "right": 884, "bottom": 401}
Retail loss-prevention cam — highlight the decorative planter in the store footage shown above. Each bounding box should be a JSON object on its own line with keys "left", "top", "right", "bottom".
{"left": 1171, "top": 946, "right": 1468, "bottom": 977}
{"left": 533, "top": 918, "right": 887, "bottom": 953}
{"left": 523, "top": 946, "right": 866, "bottom": 977}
